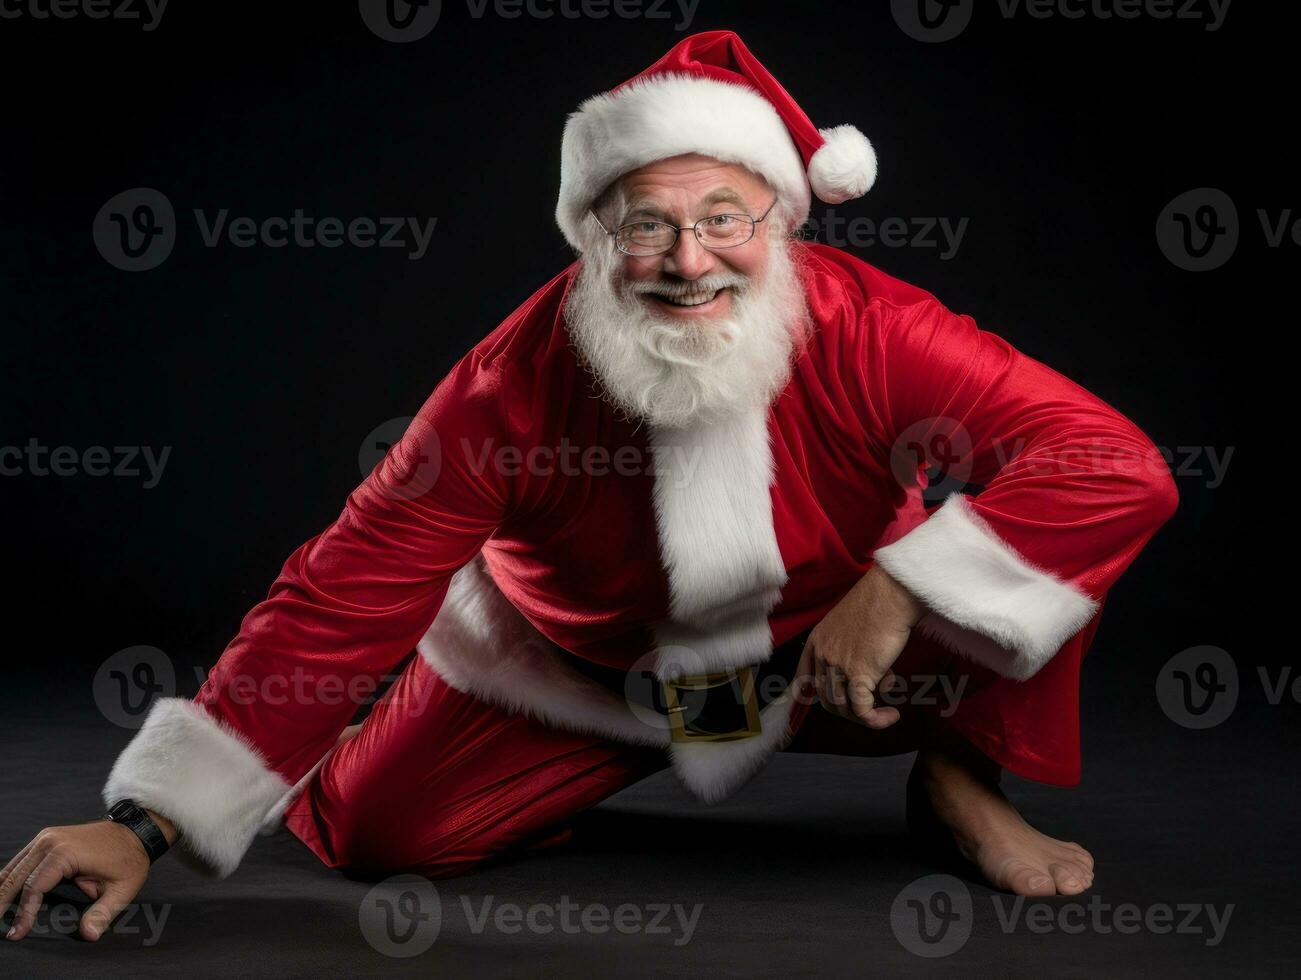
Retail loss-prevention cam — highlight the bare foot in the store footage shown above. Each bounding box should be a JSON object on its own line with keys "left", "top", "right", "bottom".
{"left": 907, "top": 744, "right": 1095, "bottom": 897}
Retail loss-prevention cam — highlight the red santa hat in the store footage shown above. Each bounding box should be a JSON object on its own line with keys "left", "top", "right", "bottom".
{"left": 556, "top": 30, "right": 878, "bottom": 250}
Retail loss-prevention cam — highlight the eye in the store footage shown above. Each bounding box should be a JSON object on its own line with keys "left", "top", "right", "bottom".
{"left": 704, "top": 214, "right": 737, "bottom": 228}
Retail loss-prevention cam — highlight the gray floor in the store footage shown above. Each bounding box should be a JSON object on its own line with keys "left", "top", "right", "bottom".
{"left": 3, "top": 665, "right": 1297, "bottom": 978}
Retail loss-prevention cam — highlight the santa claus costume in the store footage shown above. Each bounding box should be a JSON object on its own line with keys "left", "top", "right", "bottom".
{"left": 103, "top": 31, "right": 1176, "bottom": 879}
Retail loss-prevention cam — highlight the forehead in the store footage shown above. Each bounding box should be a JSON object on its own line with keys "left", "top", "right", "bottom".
{"left": 617, "top": 154, "right": 769, "bottom": 210}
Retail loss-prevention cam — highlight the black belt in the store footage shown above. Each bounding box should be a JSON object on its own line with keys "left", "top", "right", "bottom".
{"left": 572, "top": 632, "right": 809, "bottom": 744}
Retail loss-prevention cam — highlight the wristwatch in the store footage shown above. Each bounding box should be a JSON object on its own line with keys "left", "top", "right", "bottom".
{"left": 105, "top": 799, "right": 171, "bottom": 863}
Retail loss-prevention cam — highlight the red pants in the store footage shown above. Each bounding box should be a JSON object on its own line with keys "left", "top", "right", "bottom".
{"left": 283, "top": 639, "right": 1038, "bottom": 878}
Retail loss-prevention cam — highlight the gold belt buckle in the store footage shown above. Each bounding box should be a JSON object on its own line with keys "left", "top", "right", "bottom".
{"left": 661, "top": 666, "right": 763, "bottom": 744}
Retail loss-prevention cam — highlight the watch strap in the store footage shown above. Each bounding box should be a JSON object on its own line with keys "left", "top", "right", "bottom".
{"left": 106, "top": 799, "right": 170, "bottom": 863}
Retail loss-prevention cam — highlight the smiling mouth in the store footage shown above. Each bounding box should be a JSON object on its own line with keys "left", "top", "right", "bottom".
{"left": 646, "top": 287, "right": 727, "bottom": 308}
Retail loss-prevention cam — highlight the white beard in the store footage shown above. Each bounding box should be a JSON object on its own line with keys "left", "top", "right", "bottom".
{"left": 563, "top": 236, "right": 810, "bottom": 429}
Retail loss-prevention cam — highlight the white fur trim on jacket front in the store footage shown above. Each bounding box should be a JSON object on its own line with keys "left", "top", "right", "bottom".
{"left": 102, "top": 698, "right": 292, "bottom": 878}
{"left": 419, "top": 404, "right": 794, "bottom": 804}
{"left": 873, "top": 494, "right": 1099, "bottom": 680}
{"left": 648, "top": 407, "right": 787, "bottom": 680}
{"left": 557, "top": 72, "right": 811, "bottom": 250}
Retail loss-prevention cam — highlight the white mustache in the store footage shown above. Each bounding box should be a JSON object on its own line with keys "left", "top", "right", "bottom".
{"left": 629, "top": 273, "right": 749, "bottom": 300}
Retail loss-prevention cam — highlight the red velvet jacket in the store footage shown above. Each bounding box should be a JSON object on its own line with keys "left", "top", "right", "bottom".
{"left": 104, "top": 243, "right": 1176, "bottom": 876}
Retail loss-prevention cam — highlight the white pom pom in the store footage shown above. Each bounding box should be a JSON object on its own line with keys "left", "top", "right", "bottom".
{"left": 808, "top": 124, "right": 878, "bottom": 204}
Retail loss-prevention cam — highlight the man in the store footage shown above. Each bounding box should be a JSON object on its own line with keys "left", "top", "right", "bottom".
{"left": 2, "top": 30, "right": 1175, "bottom": 943}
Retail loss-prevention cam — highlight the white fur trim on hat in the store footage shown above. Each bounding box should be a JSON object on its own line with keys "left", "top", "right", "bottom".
{"left": 809, "top": 124, "right": 878, "bottom": 205}
{"left": 557, "top": 73, "right": 811, "bottom": 250}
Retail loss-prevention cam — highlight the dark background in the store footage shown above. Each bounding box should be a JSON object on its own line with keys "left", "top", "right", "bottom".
{"left": 2, "top": 1, "right": 1275, "bottom": 693}
{"left": 1, "top": 1, "right": 1293, "bottom": 975}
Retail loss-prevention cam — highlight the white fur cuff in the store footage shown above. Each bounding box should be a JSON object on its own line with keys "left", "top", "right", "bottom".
{"left": 103, "top": 698, "right": 292, "bottom": 878}
{"left": 873, "top": 495, "right": 1099, "bottom": 680}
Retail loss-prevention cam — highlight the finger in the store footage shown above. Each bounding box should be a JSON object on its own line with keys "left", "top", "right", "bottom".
{"left": 81, "top": 880, "right": 136, "bottom": 942}
{"left": 792, "top": 644, "right": 817, "bottom": 704}
{"left": 861, "top": 705, "right": 902, "bottom": 730}
{"left": 0, "top": 843, "right": 37, "bottom": 911}
{"left": 823, "top": 663, "right": 840, "bottom": 710}
{"left": 1, "top": 843, "right": 48, "bottom": 926}
{"left": 74, "top": 876, "right": 102, "bottom": 901}
{"left": 814, "top": 658, "right": 831, "bottom": 709}
{"left": 0, "top": 843, "right": 34, "bottom": 895}
{"left": 822, "top": 664, "right": 848, "bottom": 717}
{"left": 832, "top": 667, "right": 859, "bottom": 720}
{"left": 8, "top": 851, "right": 70, "bottom": 941}
{"left": 847, "top": 672, "right": 879, "bottom": 723}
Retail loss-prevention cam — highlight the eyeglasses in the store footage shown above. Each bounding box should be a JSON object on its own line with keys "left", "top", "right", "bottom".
{"left": 590, "top": 198, "right": 778, "bottom": 257}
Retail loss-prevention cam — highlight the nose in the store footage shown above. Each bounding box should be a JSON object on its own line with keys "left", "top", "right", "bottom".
{"left": 661, "top": 228, "right": 715, "bottom": 280}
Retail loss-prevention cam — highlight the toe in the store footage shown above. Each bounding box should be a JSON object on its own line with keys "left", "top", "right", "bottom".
{"left": 1064, "top": 842, "right": 1095, "bottom": 871}
{"left": 1049, "top": 861, "right": 1088, "bottom": 896}
{"left": 1003, "top": 860, "right": 1057, "bottom": 897}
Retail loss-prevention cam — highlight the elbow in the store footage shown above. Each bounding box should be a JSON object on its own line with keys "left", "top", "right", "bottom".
{"left": 1141, "top": 447, "right": 1180, "bottom": 529}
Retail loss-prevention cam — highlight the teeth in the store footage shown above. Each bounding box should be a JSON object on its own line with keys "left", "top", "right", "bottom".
{"left": 660, "top": 288, "right": 721, "bottom": 307}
